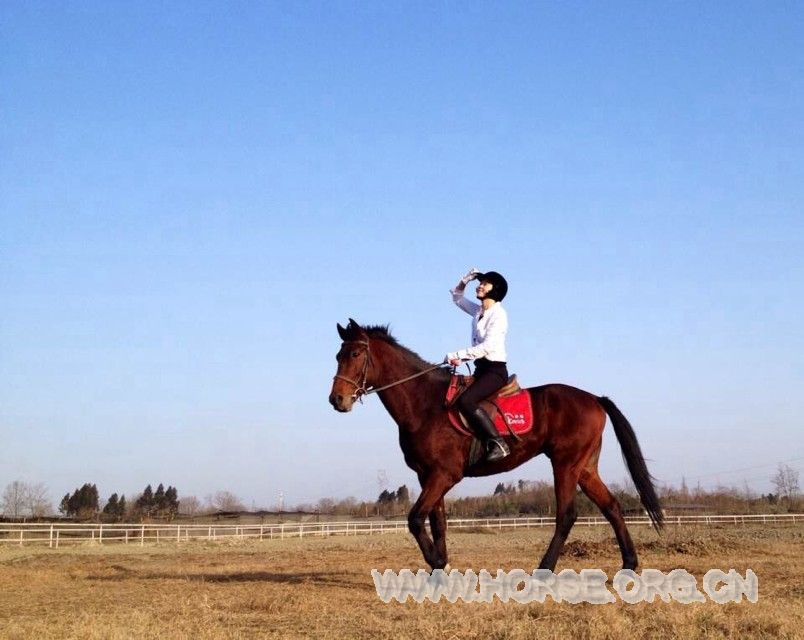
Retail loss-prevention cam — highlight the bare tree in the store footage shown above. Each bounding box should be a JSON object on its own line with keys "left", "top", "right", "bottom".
{"left": 25, "top": 482, "right": 52, "bottom": 517}
{"left": 376, "top": 469, "right": 388, "bottom": 493}
{"left": 207, "top": 490, "right": 245, "bottom": 512}
{"left": 0, "top": 481, "right": 51, "bottom": 518}
{"left": 333, "top": 496, "right": 358, "bottom": 516}
{"left": 178, "top": 495, "right": 202, "bottom": 517}
{"left": 316, "top": 497, "right": 335, "bottom": 514}
{"left": 1, "top": 481, "right": 28, "bottom": 518}
{"left": 772, "top": 464, "right": 800, "bottom": 502}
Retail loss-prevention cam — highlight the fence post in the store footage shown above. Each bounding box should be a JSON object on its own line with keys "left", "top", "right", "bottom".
{"left": 19, "top": 529, "right": 23, "bottom": 547}
{"left": 49, "top": 524, "right": 54, "bottom": 549}
{"left": 99, "top": 524, "right": 103, "bottom": 544}
{"left": 141, "top": 525, "right": 145, "bottom": 547}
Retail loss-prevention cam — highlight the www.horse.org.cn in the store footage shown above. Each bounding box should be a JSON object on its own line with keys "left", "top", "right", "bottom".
{"left": 371, "top": 568, "right": 758, "bottom": 604}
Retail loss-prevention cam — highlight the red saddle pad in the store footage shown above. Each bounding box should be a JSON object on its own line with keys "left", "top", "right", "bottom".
{"left": 446, "top": 380, "right": 534, "bottom": 437}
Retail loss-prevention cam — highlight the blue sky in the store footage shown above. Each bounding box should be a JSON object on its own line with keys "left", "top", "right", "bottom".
{"left": 1, "top": 2, "right": 802, "bottom": 509}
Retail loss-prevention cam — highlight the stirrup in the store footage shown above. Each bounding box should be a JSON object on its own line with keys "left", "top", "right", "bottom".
{"left": 486, "top": 438, "right": 510, "bottom": 462}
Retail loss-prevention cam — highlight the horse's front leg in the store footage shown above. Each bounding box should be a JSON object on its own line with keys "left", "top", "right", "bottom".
{"left": 538, "top": 461, "right": 580, "bottom": 571}
{"left": 408, "top": 473, "right": 452, "bottom": 570}
{"left": 428, "top": 497, "right": 450, "bottom": 571}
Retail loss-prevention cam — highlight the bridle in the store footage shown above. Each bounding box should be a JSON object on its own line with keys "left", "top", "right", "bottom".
{"left": 333, "top": 340, "right": 373, "bottom": 400}
{"left": 333, "top": 338, "right": 449, "bottom": 402}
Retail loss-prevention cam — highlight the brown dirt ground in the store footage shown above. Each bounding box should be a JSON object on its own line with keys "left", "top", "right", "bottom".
{"left": 0, "top": 523, "right": 802, "bottom": 639}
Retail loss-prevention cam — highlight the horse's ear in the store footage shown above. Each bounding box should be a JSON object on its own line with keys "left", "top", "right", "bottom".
{"left": 347, "top": 318, "right": 366, "bottom": 338}
{"left": 337, "top": 323, "right": 349, "bottom": 340}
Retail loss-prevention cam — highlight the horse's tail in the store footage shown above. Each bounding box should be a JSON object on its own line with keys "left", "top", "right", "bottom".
{"left": 598, "top": 396, "right": 664, "bottom": 531}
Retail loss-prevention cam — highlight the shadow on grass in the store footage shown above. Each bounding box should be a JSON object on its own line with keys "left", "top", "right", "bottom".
{"left": 88, "top": 568, "right": 373, "bottom": 590}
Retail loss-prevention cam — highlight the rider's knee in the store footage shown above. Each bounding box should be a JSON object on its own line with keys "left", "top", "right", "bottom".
{"left": 455, "top": 394, "right": 475, "bottom": 414}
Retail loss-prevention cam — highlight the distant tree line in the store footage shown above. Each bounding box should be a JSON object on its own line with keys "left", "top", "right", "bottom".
{"left": 294, "top": 485, "right": 413, "bottom": 519}
{"left": 134, "top": 484, "right": 179, "bottom": 520}
{"left": 56, "top": 482, "right": 180, "bottom": 522}
{"left": 59, "top": 483, "right": 101, "bottom": 519}
{"left": 373, "top": 485, "right": 410, "bottom": 517}
{"left": 291, "top": 465, "right": 801, "bottom": 520}
{"left": 378, "top": 485, "right": 409, "bottom": 505}
{"left": 103, "top": 493, "right": 127, "bottom": 519}
{"left": 2, "top": 464, "right": 799, "bottom": 521}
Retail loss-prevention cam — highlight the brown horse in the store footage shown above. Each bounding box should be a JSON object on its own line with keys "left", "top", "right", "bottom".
{"left": 329, "top": 319, "right": 663, "bottom": 571}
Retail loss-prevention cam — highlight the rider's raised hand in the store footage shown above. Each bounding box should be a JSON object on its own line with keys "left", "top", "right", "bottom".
{"left": 460, "top": 268, "right": 481, "bottom": 285}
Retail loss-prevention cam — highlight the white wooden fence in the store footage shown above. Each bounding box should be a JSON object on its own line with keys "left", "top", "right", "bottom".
{"left": 0, "top": 514, "right": 801, "bottom": 548}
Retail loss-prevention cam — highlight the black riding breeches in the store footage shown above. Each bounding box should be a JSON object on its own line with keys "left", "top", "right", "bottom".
{"left": 456, "top": 359, "right": 509, "bottom": 415}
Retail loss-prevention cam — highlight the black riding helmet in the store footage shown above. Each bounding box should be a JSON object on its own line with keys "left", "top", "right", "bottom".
{"left": 477, "top": 271, "right": 508, "bottom": 302}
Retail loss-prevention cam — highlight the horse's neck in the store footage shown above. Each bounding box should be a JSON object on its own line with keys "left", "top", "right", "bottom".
{"left": 372, "top": 342, "right": 443, "bottom": 432}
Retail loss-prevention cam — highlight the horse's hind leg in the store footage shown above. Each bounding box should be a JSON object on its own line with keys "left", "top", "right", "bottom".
{"left": 538, "top": 462, "right": 579, "bottom": 571}
{"left": 579, "top": 467, "right": 638, "bottom": 570}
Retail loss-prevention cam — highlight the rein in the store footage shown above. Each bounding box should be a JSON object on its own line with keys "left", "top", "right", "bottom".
{"left": 364, "top": 363, "right": 448, "bottom": 395}
{"left": 333, "top": 339, "right": 449, "bottom": 402}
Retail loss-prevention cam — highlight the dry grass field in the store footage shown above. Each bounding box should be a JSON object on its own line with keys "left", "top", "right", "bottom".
{"left": 1, "top": 523, "right": 802, "bottom": 639}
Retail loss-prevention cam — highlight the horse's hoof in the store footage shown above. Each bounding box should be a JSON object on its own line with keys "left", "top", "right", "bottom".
{"left": 430, "top": 563, "right": 451, "bottom": 573}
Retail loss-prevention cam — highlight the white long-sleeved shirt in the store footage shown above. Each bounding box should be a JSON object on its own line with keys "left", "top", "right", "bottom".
{"left": 447, "top": 287, "right": 508, "bottom": 362}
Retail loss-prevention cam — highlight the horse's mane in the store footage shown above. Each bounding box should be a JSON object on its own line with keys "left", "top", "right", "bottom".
{"left": 362, "top": 324, "right": 448, "bottom": 377}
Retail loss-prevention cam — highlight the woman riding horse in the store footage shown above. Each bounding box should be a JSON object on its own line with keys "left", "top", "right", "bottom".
{"left": 330, "top": 318, "right": 664, "bottom": 572}
{"left": 447, "top": 268, "right": 511, "bottom": 462}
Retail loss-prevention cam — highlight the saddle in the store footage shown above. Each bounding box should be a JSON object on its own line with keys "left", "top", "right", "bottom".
{"left": 445, "top": 374, "right": 534, "bottom": 438}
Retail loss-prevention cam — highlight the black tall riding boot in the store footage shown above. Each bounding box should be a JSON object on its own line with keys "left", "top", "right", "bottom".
{"left": 466, "top": 407, "right": 510, "bottom": 462}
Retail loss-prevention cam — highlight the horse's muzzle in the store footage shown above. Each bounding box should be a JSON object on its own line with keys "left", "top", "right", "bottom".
{"left": 329, "top": 392, "right": 354, "bottom": 413}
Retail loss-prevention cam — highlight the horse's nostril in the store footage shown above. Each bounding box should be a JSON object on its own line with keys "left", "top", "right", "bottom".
{"left": 329, "top": 393, "right": 346, "bottom": 410}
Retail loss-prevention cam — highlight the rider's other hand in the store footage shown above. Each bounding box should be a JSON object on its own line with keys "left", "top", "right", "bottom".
{"left": 449, "top": 358, "right": 461, "bottom": 367}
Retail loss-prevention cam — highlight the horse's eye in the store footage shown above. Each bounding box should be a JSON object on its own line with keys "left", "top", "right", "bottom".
{"left": 351, "top": 351, "right": 360, "bottom": 358}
